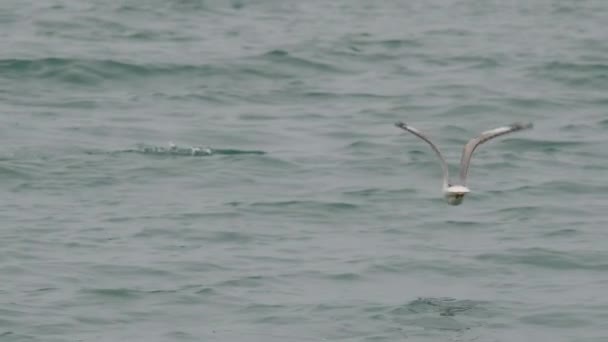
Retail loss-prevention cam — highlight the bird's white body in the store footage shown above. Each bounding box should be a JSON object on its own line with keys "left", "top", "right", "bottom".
{"left": 444, "top": 185, "right": 470, "bottom": 205}
{"left": 395, "top": 121, "right": 532, "bottom": 205}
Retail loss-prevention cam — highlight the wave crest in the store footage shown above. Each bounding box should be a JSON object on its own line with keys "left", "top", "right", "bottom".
{"left": 118, "top": 143, "right": 265, "bottom": 157}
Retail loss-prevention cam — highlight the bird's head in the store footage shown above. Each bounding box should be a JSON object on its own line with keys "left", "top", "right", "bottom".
{"left": 445, "top": 185, "right": 470, "bottom": 206}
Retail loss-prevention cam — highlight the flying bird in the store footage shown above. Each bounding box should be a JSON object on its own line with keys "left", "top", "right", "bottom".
{"left": 395, "top": 121, "right": 533, "bottom": 205}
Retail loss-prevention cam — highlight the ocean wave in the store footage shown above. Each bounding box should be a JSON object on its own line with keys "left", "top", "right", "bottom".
{"left": 0, "top": 51, "right": 351, "bottom": 88}
{"left": 81, "top": 287, "right": 146, "bottom": 298}
{"left": 539, "top": 61, "right": 608, "bottom": 73}
{"left": 227, "top": 200, "right": 358, "bottom": 211}
{"left": 117, "top": 143, "right": 265, "bottom": 157}
{"left": 503, "top": 97, "right": 565, "bottom": 109}
{"left": 258, "top": 49, "right": 347, "bottom": 74}
{"left": 344, "top": 33, "right": 424, "bottom": 48}
{"left": 496, "top": 138, "right": 586, "bottom": 152}
{"left": 438, "top": 103, "right": 500, "bottom": 117}
{"left": 342, "top": 187, "right": 417, "bottom": 197}
{"left": 499, "top": 180, "right": 606, "bottom": 195}
{"left": 215, "top": 275, "right": 273, "bottom": 288}
{"left": 345, "top": 140, "right": 389, "bottom": 150}
{"left": 529, "top": 61, "right": 608, "bottom": 86}
{"left": 302, "top": 91, "right": 398, "bottom": 99}
{"left": 475, "top": 247, "right": 608, "bottom": 271}
{"left": 0, "top": 165, "right": 31, "bottom": 179}
{"left": 402, "top": 297, "right": 483, "bottom": 317}
{"left": 0, "top": 57, "right": 225, "bottom": 83}
{"left": 559, "top": 123, "right": 595, "bottom": 131}
{"left": 533, "top": 180, "right": 608, "bottom": 194}
{"left": 541, "top": 228, "right": 580, "bottom": 238}
{"left": 520, "top": 311, "right": 590, "bottom": 328}
{"left": 423, "top": 54, "right": 501, "bottom": 69}
{"left": 206, "top": 231, "right": 253, "bottom": 243}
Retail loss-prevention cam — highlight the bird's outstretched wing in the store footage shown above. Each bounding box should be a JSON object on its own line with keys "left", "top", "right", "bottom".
{"left": 395, "top": 122, "right": 450, "bottom": 189}
{"left": 459, "top": 122, "right": 533, "bottom": 185}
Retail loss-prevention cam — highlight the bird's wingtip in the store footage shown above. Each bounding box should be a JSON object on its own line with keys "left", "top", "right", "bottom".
{"left": 395, "top": 121, "right": 406, "bottom": 128}
{"left": 512, "top": 122, "right": 533, "bottom": 130}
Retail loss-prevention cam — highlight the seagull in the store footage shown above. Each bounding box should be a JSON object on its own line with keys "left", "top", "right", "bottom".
{"left": 395, "top": 121, "right": 533, "bottom": 205}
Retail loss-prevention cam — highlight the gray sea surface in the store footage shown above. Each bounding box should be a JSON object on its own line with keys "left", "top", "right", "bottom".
{"left": 1, "top": 1, "right": 608, "bottom": 341}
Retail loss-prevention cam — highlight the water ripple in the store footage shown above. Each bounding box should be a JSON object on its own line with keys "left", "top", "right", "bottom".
{"left": 229, "top": 200, "right": 359, "bottom": 211}
{"left": 112, "top": 143, "right": 266, "bottom": 157}
{"left": 259, "top": 49, "right": 347, "bottom": 74}
{"left": 531, "top": 61, "right": 608, "bottom": 87}
{"left": 476, "top": 248, "right": 608, "bottom": 271}
{"left": 401, "top": 297, "right": 482, "bottom": 317}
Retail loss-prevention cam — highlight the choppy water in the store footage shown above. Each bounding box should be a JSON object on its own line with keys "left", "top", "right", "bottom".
{"left": 2, "top": 1, "right": 608, "bottom": 341}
